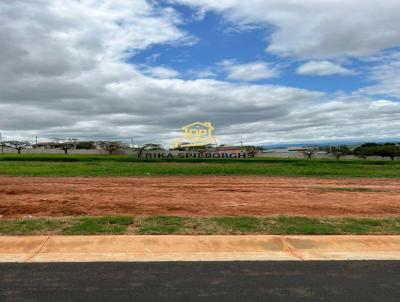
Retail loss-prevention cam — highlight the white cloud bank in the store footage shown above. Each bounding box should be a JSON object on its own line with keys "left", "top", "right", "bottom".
{"left": 220, "top": 60, "right": 279, "bottom": 81}
{"left": 143, "top": 67, "right": 180, "bottom": 79}
{"left": 358, "top": 52, "right": 400, "bottom": 98}
{"left": 297, "top": 61, "right": 355, "bottom": 76}
{"left": 172, "top": 0, "right": 400, "bottom": 59}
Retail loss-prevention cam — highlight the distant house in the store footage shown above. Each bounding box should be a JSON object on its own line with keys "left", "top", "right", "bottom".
{"left": 33, "top": 141, "right": 100, "bottom": 150}
{"left": 288, "top": 146, "right": 319, "bottom": 152}
{"left": 206, "top": 145, "right": 260, "bottom": 154}
{"left": 211, "top": 146, "right": 244, "bottom": 154}
{"left": 32, "top": 142, "right": 63, "bottom": 149}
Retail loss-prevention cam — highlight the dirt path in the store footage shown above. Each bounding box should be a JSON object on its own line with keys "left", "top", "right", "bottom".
{"left": 0, "top": 176, "right": 399, "bottom": 218}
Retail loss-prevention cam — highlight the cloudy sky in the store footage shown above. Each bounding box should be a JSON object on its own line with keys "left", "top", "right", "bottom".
{"left": 1, "top": 0, "right": 400, "bottom": 146}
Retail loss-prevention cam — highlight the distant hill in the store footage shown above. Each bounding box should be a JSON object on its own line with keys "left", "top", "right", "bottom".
{"left": 259, "top": 138, "right": 400, "bottom": 149}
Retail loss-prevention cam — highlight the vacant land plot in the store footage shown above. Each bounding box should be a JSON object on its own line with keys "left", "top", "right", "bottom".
{"left": 1, "top": 155, "right": 399, "bottom": 235}
{"left": 1, "top": 176, "right": 399, "bottom": 218}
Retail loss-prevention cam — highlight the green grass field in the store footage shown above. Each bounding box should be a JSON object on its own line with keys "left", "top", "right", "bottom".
{"left": 1, "top": 215, "right": 400, "bottom": 235}
{"left": 1, "top": 154, "right": 400, "bottom": 177}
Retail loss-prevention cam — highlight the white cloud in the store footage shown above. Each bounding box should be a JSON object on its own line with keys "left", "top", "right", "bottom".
{"left": 188, "top": 68, "right": 216, "bottom": 79}
{"left": 143, "top": 66, "right": 180, "bottom": 79}
{"left": 172, "top": 0, "right": 400, "bottom": 59}
{"left": 0, "top": 0, "right": 192, "bottom": 81}
{"left": 358, "top": 52, "right": 400, "bottom": 98}
{"left": 297, "top": 61, "right": 355, "bottom": 76}
{"left": 220, "top": 60, "right": 279, "bottom": 81}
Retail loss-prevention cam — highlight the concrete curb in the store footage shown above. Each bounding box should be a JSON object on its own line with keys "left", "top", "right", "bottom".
{"left": 1, "top": 235, "right": 400, "bottom": 262}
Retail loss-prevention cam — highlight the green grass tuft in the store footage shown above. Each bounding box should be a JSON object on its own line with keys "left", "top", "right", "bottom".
{"left": 0, "top": 219, "right": 64, "bottom": 235}
{"left": 269, "top": 216, "right": 338, "bottom": 234}
{"left": 213, "top": 216, "right": 262, "bottom": 233}
{"left": 62, "top": 216, "right": 133, "bottom": 235}
{"left": 138, "top": 216, "right": 186, "bottom": 234}
{"left": 339, "top": 217, "right": 390, "bottom": 234}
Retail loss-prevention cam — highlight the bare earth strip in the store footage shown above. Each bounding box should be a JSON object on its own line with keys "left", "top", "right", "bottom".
{"left": 0, "top": 176, "right": 400, "bottom": 218}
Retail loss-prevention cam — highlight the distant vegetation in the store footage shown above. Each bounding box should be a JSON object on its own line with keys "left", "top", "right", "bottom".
{"left": 353, "top": 143, "right": 400, "bottom": 160}
{"left": 0, "top": 141, "right": 31, "bottom": 154}
{"left": 2, "top": 139, "right": 400, "bottom": 160}
{"left": 318, "top": 143, "right": 400, "bottom": 160}
{"left": 322, "top": 145, "right": 353, "bottom": 160}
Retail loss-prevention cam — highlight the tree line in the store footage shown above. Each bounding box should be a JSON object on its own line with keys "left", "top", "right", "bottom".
{"left": 314, "top": 143, "right": 400, "bottom": 160}
{"left": 1, "top": 139, "right": 399, "bottom": 160}
{"left": 0, "top": 139, "right": 125, "bottom": 154}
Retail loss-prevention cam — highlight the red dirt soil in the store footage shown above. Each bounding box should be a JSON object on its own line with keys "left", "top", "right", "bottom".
{"left": 0, "top": 176, "right": 400, "bottom": 218}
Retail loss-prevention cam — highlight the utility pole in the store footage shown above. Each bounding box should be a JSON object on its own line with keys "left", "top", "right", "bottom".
{"left": 0, "top": 132, "right": 3, "bottom": 154}
{"left": 35, "top": 136, "right": 38, "bottom": 145}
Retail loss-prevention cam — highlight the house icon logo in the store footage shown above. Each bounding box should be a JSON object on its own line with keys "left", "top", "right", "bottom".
{"left": 173, "top": 121, "right": 216, "bottom": 147}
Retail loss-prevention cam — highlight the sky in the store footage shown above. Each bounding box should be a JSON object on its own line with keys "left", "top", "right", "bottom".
{"left": 1, "top": 0, "right": 400, "bottom": 147}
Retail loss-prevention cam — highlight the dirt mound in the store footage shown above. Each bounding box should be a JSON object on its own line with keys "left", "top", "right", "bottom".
{"left": 1, "top": 176, "right": 399, "bottom": 218}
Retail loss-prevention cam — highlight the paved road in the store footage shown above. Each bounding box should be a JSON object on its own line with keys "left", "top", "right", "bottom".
{"left": 1, "top": 261, "right": 399, "bottom": 301}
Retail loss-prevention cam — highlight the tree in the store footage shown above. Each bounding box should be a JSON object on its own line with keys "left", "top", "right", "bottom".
{"left": 354, "top": 144, "right": 372, "bottom": 159}
{"left": 140, "top": 143, "right": 164, "bottom": 151}
{"left": 98, "top": 141, "right": 123, "bottom": 154}
{"left": 303, "top": 147, "right": 318, "bottom": 159}
{"left": 244, "top": 146, "right": 260, "bottom": 156}
{"left": 354, "top": 143, "right": 400, "bottom": 160}
{"left": 378, "top": 144, "right": 400, "bottom": 160}
{"left": 328, "top": 145, "right": 353, "bottom": 160}
{"left": 76, "top": 141, "right": 95, "bottom": 149}
{"left": 137, "top": 143, "right": 165, "bottom": 156}
{"left": 52, "top": 138, "right": 76, "bottom": 155}
{"left": 60, "top": 141, "right": 75, "bottom": 154}
{"left": 354, "top": 143, "right": 379, "bottom": 159}
{"left": 1, "top": 141, "right": 31, "bottom": 154}
{"left": 353, "top": 148, "right": 368, "bottom": 159}
{"left": 360, "top": 142, "right": 379, "bottom": 148}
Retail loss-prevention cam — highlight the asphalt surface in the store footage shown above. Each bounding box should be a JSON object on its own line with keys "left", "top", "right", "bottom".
{"left": 1, "top": 261, "right": 400, "bottom": 301}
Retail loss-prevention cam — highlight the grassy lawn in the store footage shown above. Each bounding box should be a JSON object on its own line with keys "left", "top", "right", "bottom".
{"left": 1, "top": 154, "right": 400, "bottom": 177}
{"left": 1, "top": 215, "right": 400, "bottom": 235}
